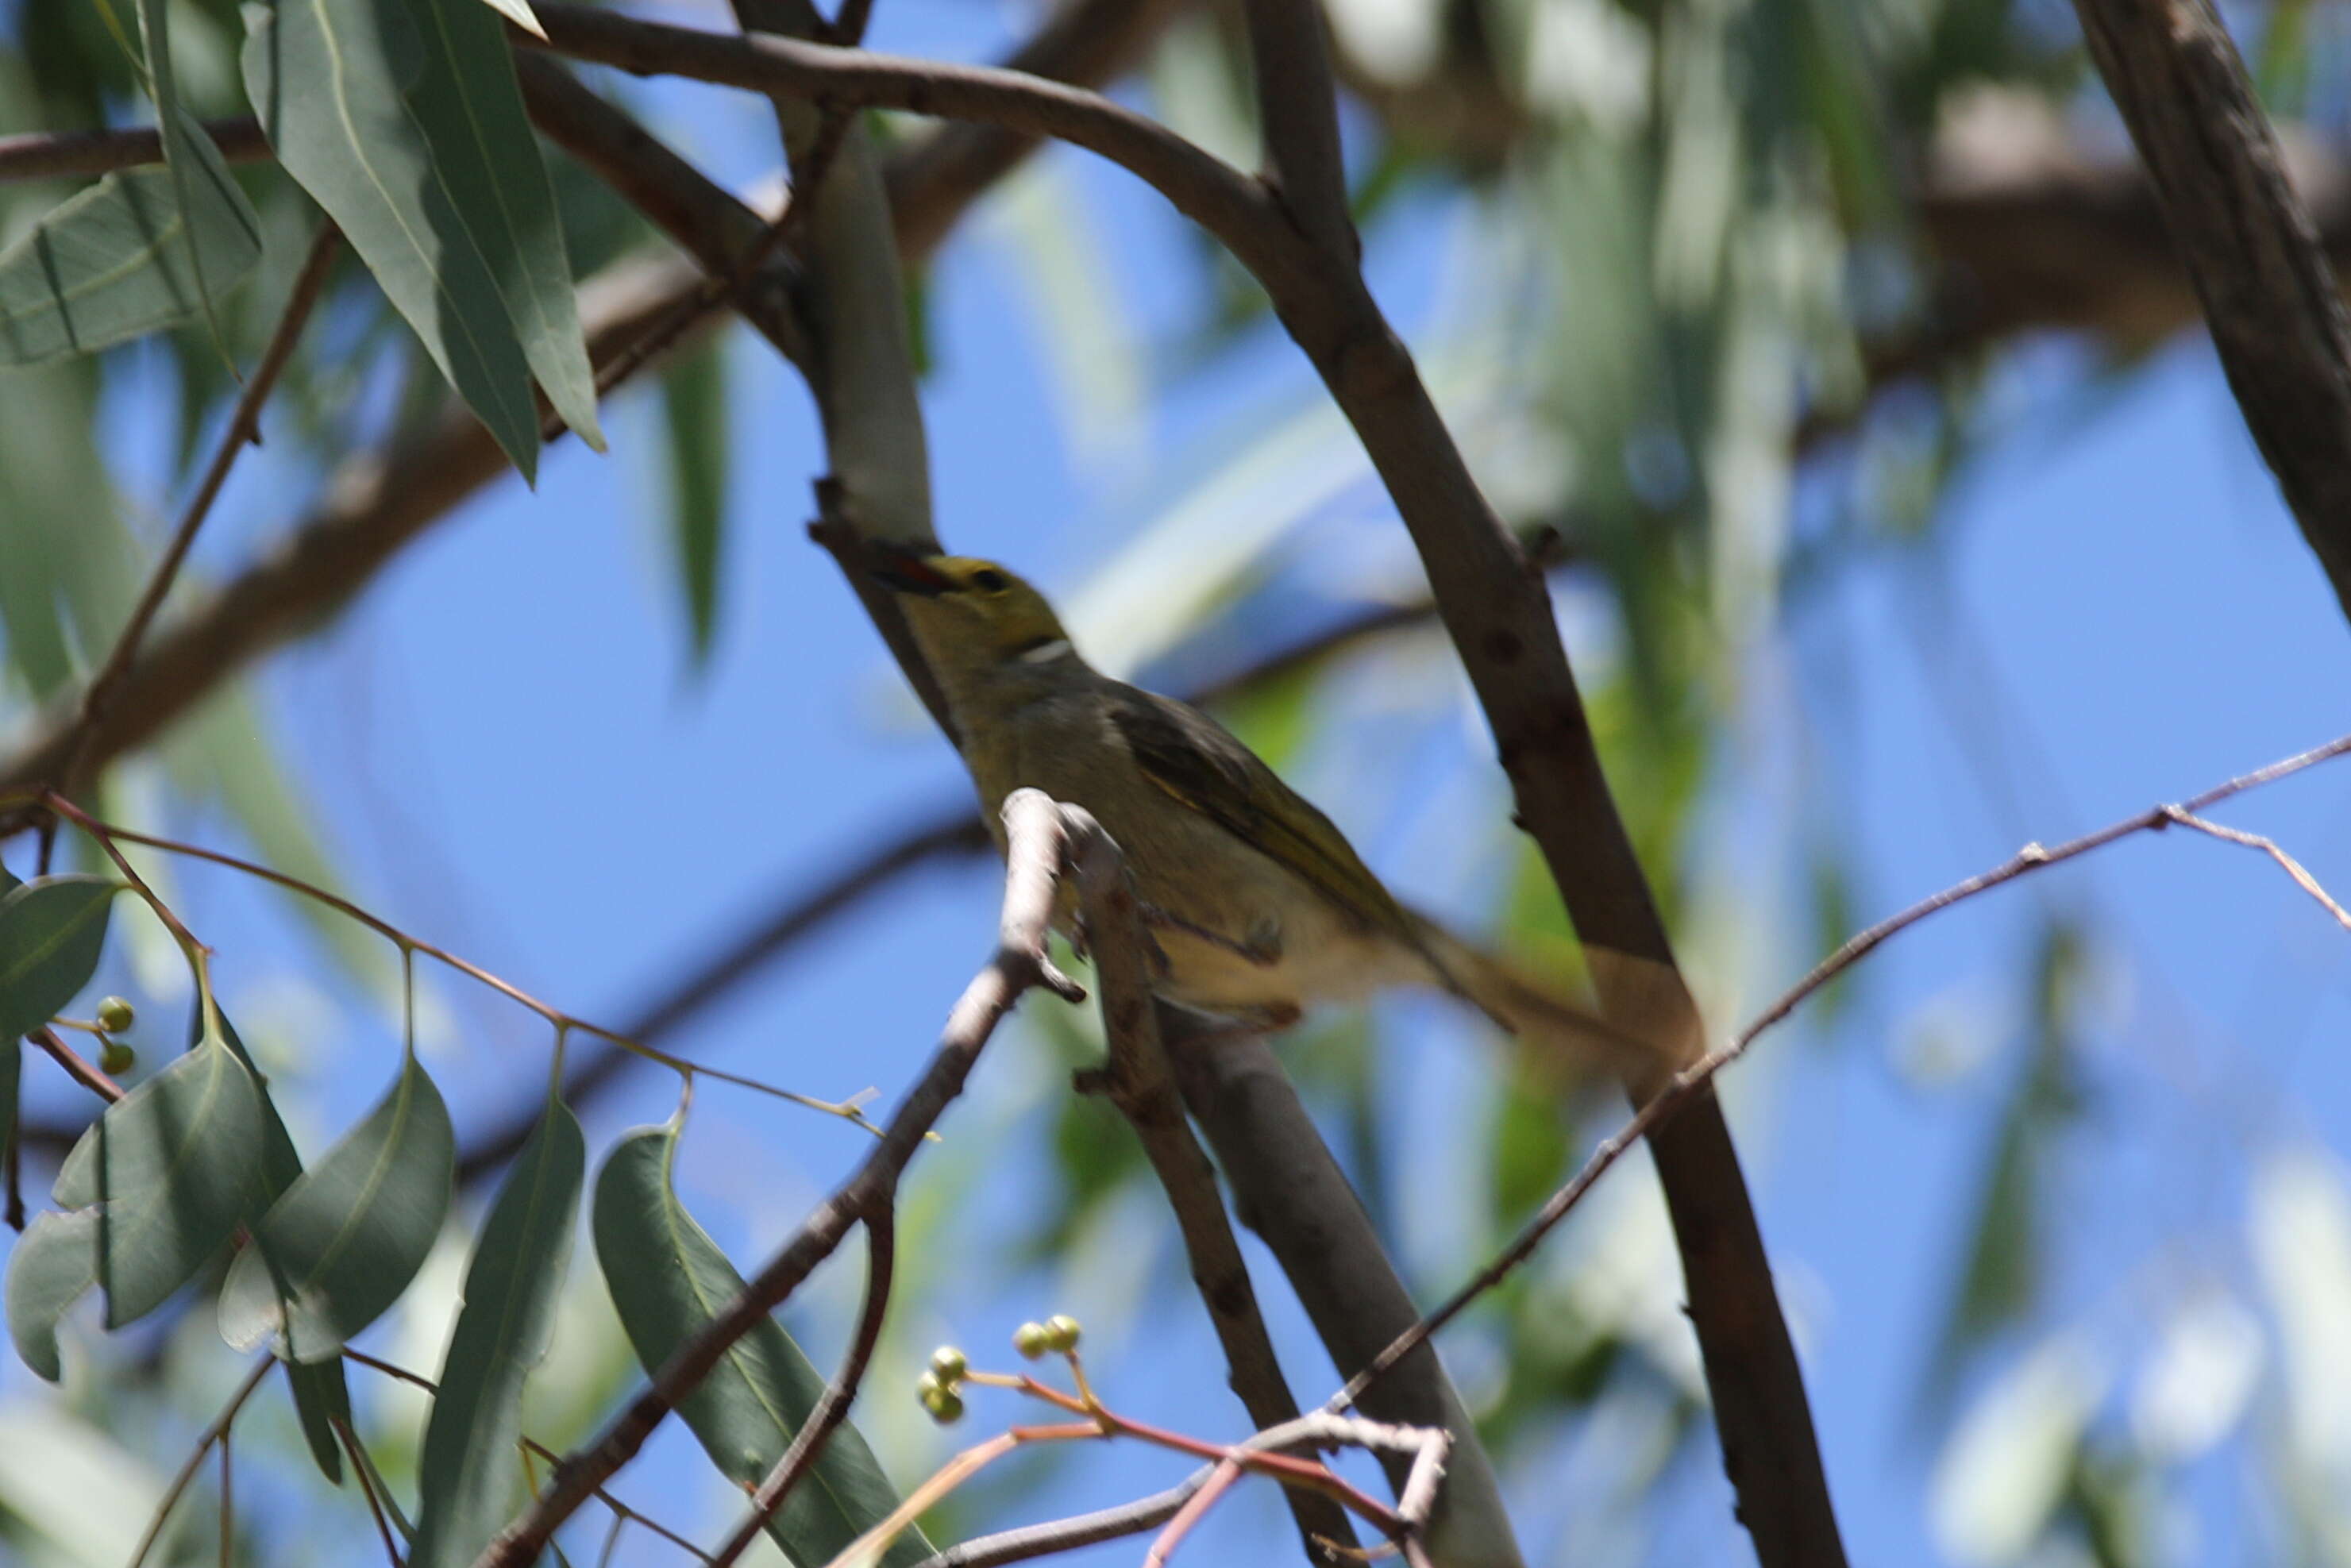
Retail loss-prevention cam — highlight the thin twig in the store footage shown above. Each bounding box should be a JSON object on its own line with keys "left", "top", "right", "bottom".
{"left": 908, "top": 1475, "right": 1209, "bottom": 1568}
{"left": 29, "top": 795, "right": 882, "bottom": 1129}
{"left": 126, "top": 1358, "right": 272, "bottom": 1568}
{"left": 44, "top": 225, "right": 341, "bottom": 806}
{"left": 706, "top": 1209, "right": 899, "bottom": 1567}
{"left": 1335, "top": 727, "right": 2351, "bottom": 1409}
{"left": 29, "top": 1026, "right": 125, "bottom": 1104}
{"left": 2162, "top": 806, "right": 2351, "bottom": 929}
{"left": 338, "top": 1419, "right": 407, "bottom": 1568}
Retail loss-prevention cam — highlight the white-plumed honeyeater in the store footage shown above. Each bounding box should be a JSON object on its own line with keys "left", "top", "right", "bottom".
{"left": 873, "top": 552, "right": 1662, "bottom": 1073}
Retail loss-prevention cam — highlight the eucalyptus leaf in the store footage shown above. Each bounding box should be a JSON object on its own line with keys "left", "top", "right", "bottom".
{"left": 0, "top": 169, "right": 262, "bottom": 366}
{"left": 660, "top": 337, "right": 730, "bottom": 665}
{"left": 47, "top": 1034, "right": 266, "bottom": 1329}
{"left": 218, "top": 1049, "right": 454, "bottom": 1362}
{"left": 240, "top": 0, "right": 542, "bottom": 479}
{"left": 398, "top": 0, "right": 603, "bottom": 449}
{"left": 410, "top": 1096, "right": 583, "bottom": 1568}
{"left": 593, "top": 1123, "right": 930, "bottom": 1567}
{"left": 210, "top": 1007, "right": 351, "bottom": 1482}
{"left": 137, "top": 0, "right": 265, "bottom": 361}
{"left": 0, "top": 876, "right": 118, "bottom": 1043}
{"left": 6, "top": 1209, "right": 102, "bottom": 1381}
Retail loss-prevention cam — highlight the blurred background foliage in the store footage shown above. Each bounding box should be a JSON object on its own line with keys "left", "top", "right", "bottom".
{"left": 4, "top": 0, "right": 2351, "bottom": 1560}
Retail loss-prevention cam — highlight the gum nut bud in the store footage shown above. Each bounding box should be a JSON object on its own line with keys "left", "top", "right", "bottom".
{"left": 915, "top": 1370, "right": 943, "bottom": 1400}
{"left": 929, "top": 1345, "right": 968, "bottom": 1385}
{"left": 923, "top": 1386, "right": 965, "bottom": 1424}
{"left": 1045, "top": 1315, "right": 1082, "bottom": 1351}
{"left": 1012, "top": 1321, "right": 1053, "bottom": 1359}
{"left": 98, "top": 1038, "right": 135, "bottom": 1076}
{"left": 96, "top": 997, "right": 134, "bottom": 1034}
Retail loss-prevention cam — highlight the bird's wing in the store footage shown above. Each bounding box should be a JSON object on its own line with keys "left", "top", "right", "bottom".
{"left": 1107, "top": 685, "right": 1423, "bottom": 948}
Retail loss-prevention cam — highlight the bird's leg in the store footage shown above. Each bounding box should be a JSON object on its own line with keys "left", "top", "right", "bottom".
{"left": 1137, "top": 902, "right": 1283, "bottom": 968}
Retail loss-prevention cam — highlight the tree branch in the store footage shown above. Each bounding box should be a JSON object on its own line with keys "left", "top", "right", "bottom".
{"left": 1062, "top": 811, "right": 1359, "bottom": 1566}
{"left": 472, "top": 792, "right": 1087, "bottom": 1568}
{"left": 2071, "top": 0, "right": 2351, "bottom": 627}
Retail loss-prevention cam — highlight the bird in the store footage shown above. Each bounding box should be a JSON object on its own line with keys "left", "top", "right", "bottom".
{"left": 869, "top": 549, "right": 1663, "bottom": 1076}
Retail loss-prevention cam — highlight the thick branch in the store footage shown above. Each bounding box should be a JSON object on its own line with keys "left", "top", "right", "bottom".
{"left": 2071, "top": 0, "right": 2351, "bottom": 626}
{"left": 1062, "top": 811, "right": 1359, "bottom": 1566}
{"left": 1170, "top": 1028, "right": 1521, "bottom": 1568}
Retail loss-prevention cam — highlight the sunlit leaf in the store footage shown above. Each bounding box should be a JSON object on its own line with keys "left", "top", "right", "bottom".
{"left": 218, "top": 1049, "right": 455, "bottom": 1361}
{"left": 1929, "top": 1330, "right": 2109, "bottom": 1566}
{"left": 592, "top": 1123, "right": 930, "bottom": 1567}
{"left": 0, "top": 168, "right": 261, "bottom": 366}
{"left": 659, "top": 337, "right": 730, "bottom": 665}
{"left": 241, "top": 0, "right": 543, "bottom": 478}
{"left": 2251, "top": 1146, "right": 2351, "bottom": 1474}
{"left": 411, "top": 1096, "right": 584, "bottom": 1568}
{"left": 469, "top": 0, "right": 544, "bottom": 38}
{"left": 45, "top": 1031, "right": 266, "bottom": 1331}
{"left": 0, "top": 876, "right": 115, "bottom": 1044}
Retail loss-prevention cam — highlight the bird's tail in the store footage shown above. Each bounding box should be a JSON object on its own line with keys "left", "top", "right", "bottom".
{"left": 1405, "top": 911, "right": 1678, "bottom": 1088}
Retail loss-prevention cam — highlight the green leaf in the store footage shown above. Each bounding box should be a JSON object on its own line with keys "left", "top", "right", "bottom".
{"left": 0, "top": 877, "right": 117, "bottom": 1043}
{"left": 410, "top": 1096, "right": 584, "bottom": 1568}
{"left": 210, "top": 1007, "right": 351, "bottom": 1483}
{"left": 593, "top": 1123, "right": 929, "bottom": 1567}
{"left": 6, "top": 1209, "right": 102, "bottom": 1381}
{"left": 0, "top": 168, "right": 263, "bottom": 367}
{"left": 468, "top": 0, "right": 545, "bottom": 35}
{"left": 48, "top": 1034, "right": 267, "bottom": 1328}
{"left": 240, "top": 0, "right": 543, "bottom": 479}
{"left": 137, "top": 0, "right": 266, "bottom": 362}
{"left": 397, "top": 0, "right": 603, "bottom": 449}
{"left": 660, "top": 337, "right": 729, "bottom": 664}
{"left": 218, "top": 1049, "right": 454, "bottom": 1362}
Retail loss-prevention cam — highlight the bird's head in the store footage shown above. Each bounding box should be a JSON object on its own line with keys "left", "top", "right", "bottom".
{"left": 868, "top": 552, "right": 1074, "bottom": 672}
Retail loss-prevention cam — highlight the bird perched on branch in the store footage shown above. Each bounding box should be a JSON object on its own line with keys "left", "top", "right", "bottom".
{"left": 870, "top": 550, "right": 1663, "bottom": 1076}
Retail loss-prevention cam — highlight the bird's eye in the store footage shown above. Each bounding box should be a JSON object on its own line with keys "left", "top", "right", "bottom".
{"left": 969, "top": 568, "right": 1008, "bottom": 593}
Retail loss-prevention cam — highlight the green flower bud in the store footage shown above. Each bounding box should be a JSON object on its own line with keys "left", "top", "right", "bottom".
{"left": 1044, "top": 1314, "right": 1082, "bottom": 1352}
{"left": 1012, "top": 1321, "right": 1053, "bottom": 1360}
{"left": 919, "top": 1384, "right": 965, "bottom": 1424}
{"left": 928, "top": 1345, "right": 968, "bottom": 1385}
{"left": 98, "top": 1038, "right": 134, "bottom": 1076}
{"left": 95, "top": 997, "right": 134, "bottom": 1034}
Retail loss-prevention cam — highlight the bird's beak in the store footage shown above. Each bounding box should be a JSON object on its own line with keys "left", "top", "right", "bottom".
{"left": 866, "top": 549, "right": 956, "bottom": 597}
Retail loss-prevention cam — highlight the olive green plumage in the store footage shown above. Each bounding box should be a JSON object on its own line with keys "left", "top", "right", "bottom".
{"left": 874, "top": 552, "right": 1653, "bottom": 1070}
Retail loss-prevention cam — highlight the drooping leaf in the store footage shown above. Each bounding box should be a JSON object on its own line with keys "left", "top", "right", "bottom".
{"left": 0, "top": 876, "right": 118, "bottom": 1043}
{"left": 218, "top": 1049, "right": 454, "bottom": 1362}
{"left": 397, "top": 0, "right": 603, "bottom": 449}
{"left": 136, "top": 0, "right": 266, "bottom": 362}
{"left": 210, "top": 1006, "right": 351, "bottom": 1482}
{"left": 240, "top": 0, "right": 543, "bottom": 479}
{"left": 0, "top": 169, "right": 262, "bottom": 366}
{"left": 660, "top": 337, "right": 730, "bottom": 665}
{"left": 592, "top": 1123, "right": 930, "bottom": 1567}
{"left": 410, "top": 1096, "right": 584, "bottom": 1568}
{"left": 45, "top": 1032, "right": 266, "bottom": 1329}
{"left": 6, "top": 1209, "right": 102, "bottom": 1381}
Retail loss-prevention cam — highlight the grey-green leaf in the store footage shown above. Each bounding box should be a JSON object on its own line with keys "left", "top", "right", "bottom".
{"left": 240, "top": 0, "right": 542, "bottom": 479}
{"left": 0, "top": 169, "right": 262, "bottom": 367}
{"left": 661, "top": 337, "right": 730, "bottom": 664}
{"left": 6, "top": 1209, "right": 103, "bottom": 1381}
{"left": 210, "top": 1007, "right": 350, "bottom": 1483}
{"left": 592, "top": 1123, "right": 929, "bottom": 1567}
{"left": 399, "top": 0, "right": 603, "bottom": 449}
{"left": 0, "top": 876, "right": 118, "bottom": 1043}
{"left": 410, "top": 1097, "right": 583, "bottom": 1568}
{"left": 218, "top": 1050, "right": 454, "bottom": 1362}
{"left": 138, "top": 0, "right": 266, "bottom": 361}
{"left": 50, "top": 1035, "right": 266, "bottom": 1327}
